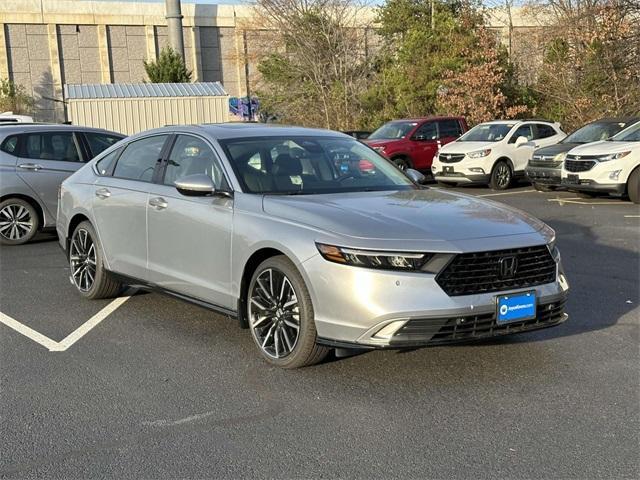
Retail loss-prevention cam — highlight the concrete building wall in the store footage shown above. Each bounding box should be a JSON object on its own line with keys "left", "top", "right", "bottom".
{"left": 0, "top": 1, "right": 541, "bottom": 123}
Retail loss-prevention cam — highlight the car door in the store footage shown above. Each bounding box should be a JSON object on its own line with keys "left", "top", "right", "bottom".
{"left": 146, "top": 133, "right": 234, "bottom": 309}
{"left": 507, "top": 124, "right": 536, "bottom": 171}
{"left": 91, "top": 134, "right": 170, "bottom": 281}
{"left": 409, "top": 121, "right": 438, "bottom": 169}
{"left": 16, "top": 130, "right": 85, "bottom": 221}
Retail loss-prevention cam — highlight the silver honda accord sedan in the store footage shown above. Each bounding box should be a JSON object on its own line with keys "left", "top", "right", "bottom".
{"left": 57, "top": 124, "right": 569, "bottom": 368}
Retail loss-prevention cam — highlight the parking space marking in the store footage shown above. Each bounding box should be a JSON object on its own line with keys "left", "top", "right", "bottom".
{"left": 0, "top": 291, "right": 133, "bottom": 352}
{"left": 624, "top": 215, "right": 640, "bottom": 218}
{"left": 547, "top": 198, "right": 633, "bottom": 205}
{"left": 477, "top": 190, "right": 536, "bottom": 197}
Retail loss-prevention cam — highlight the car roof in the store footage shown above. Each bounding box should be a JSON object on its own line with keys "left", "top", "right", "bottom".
{"left": 588, "top": 117, "right": 640, "bottom": 125}
{"left": 0, "top": 123, "right": 124, "bottom": 136}
{"left": 387, "top": 116, "right": 465, "bottom": 122}
{"left": 136, "top": 123, "right": 351, "bottom": 140}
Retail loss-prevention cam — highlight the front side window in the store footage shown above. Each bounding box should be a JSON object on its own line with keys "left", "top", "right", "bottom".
{"left": 113, "top": 135, "right": 168, "bottom": 182}
{"left": 458, "top": 123, "right": 514, "bottom": 142}
{"left": 220, "top": 136, "right": 415, "bottom": 195}
{"left": 438, "top": 119, "right": 463, "bottom": 138}
{"left": 509, "top": 124, "right": 534, "bottom": 143}
{"left": 84, "top": 132, "right": 124, "bottom": 158}
{"left": 22, "top": 132, "right": 81, "bottom": 162}
{"left": 164, "top": 135, "right": 227, "bottom": 189}
{"left": 368, "top": 121, "right": 418, "bottom": 140}
{"left": 413, "top": 122, "right": 437, "bottom": 140}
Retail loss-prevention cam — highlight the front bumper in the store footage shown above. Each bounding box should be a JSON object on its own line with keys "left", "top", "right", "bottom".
{"left": 433, "top": 172, "right": 491, "bottom": 184}
{"left": 302, "top": 251, "right": 569, "bottom": 348}
{"left": 526, "top": 166, "right": 561, "bottom": 185}
{"left": 561, "top": 178, "right": 626, "bottom": 194}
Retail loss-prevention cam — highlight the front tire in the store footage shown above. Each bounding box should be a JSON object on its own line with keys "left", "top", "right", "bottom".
{"left": 247, "top": 256, "right": 329, "bottom": 368}
{"left": 70, "top": 221, "right": 122, "bottom": 299}
{"left": 0, "top": 198, "right": 38, "bottom": 245}
{"left": 392, "top": 156, "right": 411, "bottom": 171}
{"left": 627, "top": 167, "right": 639, "bottom": 204}
{"left": 490, "top": 160, "right": 513, "bottom": 190}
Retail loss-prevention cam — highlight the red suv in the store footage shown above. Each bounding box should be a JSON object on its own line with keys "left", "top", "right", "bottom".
{"left": 364, "top": 116, "right": 468, "bottom": 171}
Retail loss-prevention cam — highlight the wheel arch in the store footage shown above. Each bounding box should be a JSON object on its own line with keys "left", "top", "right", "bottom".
{"left": 494, "top": 156, "right": 514, "bottom": 172}
{"left": 65, "top": 213, "right": 92, "bottom": 259}
{"left": 0, "top": 193, "right": 45, "bottom": 230}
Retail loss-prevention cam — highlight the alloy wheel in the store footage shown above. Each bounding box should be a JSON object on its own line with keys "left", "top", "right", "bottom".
{"left": 496, "top": 163, "right": 511, "bottom": 188}
{"left": 0, "top": 203, "right": 35, "bottom": 242}
{"left": 70, "top": 228, "right": 97, "bottom": 292}
{"left": 249, "top": 268, "right": 301, "bottom": 359}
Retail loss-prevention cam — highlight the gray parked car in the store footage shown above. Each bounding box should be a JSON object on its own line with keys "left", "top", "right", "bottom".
{"left": 57, "top": 124, "right": 569, "bottom": 368}
{"left": 0, "top": 124, "right": 124, "bottom": 245}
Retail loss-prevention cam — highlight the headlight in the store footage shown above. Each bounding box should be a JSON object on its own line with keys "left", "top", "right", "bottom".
{"left": 554, "top": 152, "right": 567, "bottom": 162}
{"left": 599, "top": 151, "right": 631, "bottom": 161}
{"left": 316, "top": 243, "right": 433, "bottom": 271}
{"left": 467, "top": 149, "right": 491, "bottom": 158}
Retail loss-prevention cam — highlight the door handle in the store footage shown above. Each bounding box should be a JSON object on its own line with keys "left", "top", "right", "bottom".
{"left": 149, "top": 197, "right": 168, "bottom": 209}
{"left": 18, "top": 163, "right": 43, "bottom": 171}
{"left": 95, "top": 188, "right": 111, "bottom": 199}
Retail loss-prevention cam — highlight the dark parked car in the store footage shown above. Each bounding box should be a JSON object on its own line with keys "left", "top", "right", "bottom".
{"left": 341, "top": 130, "right": 371, "bottom": 140}
{"left": 526, "top": 117, "right": 639, "bottom": 191}
{"left": 0, "top": 124, "right": 125, "bottom": 245}
{"left": 364, "top": 116, "right": 468, "bottom": 171}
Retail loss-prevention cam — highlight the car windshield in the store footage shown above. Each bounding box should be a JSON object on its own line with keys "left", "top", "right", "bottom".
{"left": 368, "top": 121, "right": 417, "bottom": 140}
{"left": 608, "top": 122, "right": 640, "bottom": 142}
{"left": 220, "top": 136, "right": 416, "bottom": 195}
{"left": 564, "top": 121, "right": 633, "bottom": 143}
{"left": 458, "top": 123, "right": 514, "bottom": 142}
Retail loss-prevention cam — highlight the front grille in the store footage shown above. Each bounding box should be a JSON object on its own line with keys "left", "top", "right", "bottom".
{"left": 436, "top": 245, "right": 556, "bottom": 296}
{"left": 439, "top": 153, "right": 465, "bottom": 163}
{"left": 390, "top": 299, "right": 566, "bottom": 345}
{"left": 529, "top": 156, "right": 562, "bottom": 168}
{"left": 565, "top": 159, "right": 596, "bottom": 172}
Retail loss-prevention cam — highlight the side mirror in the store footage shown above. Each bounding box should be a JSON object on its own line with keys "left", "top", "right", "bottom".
{"left": 406, "top": 168, "right": 426, "bottom": 184}
{"left": 412, "top": 134, "right": 427, "bottom": 141}
{"left": 174, "top": 173, "right": 215, "bottom": 196}
{"left": 515, "top": 136, "right": 530, "bottom": 147}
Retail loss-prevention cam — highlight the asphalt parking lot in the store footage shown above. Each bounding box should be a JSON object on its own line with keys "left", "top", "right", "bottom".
{"left": 1, "top": 186, "right": 638, "bottom": 479}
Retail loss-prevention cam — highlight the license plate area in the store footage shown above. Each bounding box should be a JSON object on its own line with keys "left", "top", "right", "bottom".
{"left": 496, "top": 291, "right": 537, "bottom": 324}
{"left": 443, "top": 166, "right": 454, "bottom": 174}
{"left": 566, "top": 174, "right": 579, "bottom": 184}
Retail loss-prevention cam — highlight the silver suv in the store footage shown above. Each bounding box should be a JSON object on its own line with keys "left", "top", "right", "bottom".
{"left": 0, "top": 124, "right": 124, "bottom": 245}
{"left": 57, "top": 124, "right": 569, "bottom": 368}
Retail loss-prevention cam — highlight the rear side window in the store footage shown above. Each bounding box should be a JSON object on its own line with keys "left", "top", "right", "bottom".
{"left": 95, "top": 148, "right": 122, "bottom": 176}
{"left": 0, "top": 135, "right": 19, "bottom": 154}
{"left": 113, "top": 135, "right": 168, "bottom": 182}
{"left": 22, "top": 132, "right": 81, "bottom": 162}
{"left": 438, "top": 119, "right": 463, "bottom": 138}
{"left": 84, "top": 132, "right": 124, "bottom": 158}
{"left": 535, "top": 124, "right": 556, "bottom": 139}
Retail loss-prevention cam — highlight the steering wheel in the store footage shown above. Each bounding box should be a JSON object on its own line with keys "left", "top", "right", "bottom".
{"left": 335, "top": 172, "right": 360, "bottom": 182}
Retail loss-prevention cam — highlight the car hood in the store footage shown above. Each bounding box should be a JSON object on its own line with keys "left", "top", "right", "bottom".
{"left": 534, "top": 143, "right": 580, "bottom": 156}
{"left": 568, "top": 140, "right": 640, "bottom": 155}
{"left": 438, "top": 141, "right": 495, "bottom": 154}
{"left": 363, "top": 138, "right": 403, "bottom": 148}
{"left": 262, "top": 189, "right": 549, "bottom": 244}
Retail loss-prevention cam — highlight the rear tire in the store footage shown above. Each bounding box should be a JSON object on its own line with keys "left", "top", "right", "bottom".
{"left": 247, "top": 255, "right": 329, "bottom": 368}
{"left": 490, "top": 160, "right": 512, "bottom": 190}
{"left": 70, "top": 221, "right": 122, "bottom": 299}
{"left": 627, "top": 168, "right": 639, "bottom": 204}
{"left": 0, "top": 198, "right": 39, "bottom": 246}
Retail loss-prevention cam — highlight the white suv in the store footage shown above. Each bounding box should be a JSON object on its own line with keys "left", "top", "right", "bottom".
{"left": 432, "top": 120, "right": 565, "bottom": 190}
{"left": 561, "top": 121, "right": 640, "bottom": 203}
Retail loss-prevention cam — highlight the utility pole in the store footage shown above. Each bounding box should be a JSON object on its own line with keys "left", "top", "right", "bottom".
{"left": 165, "top": 0, "right": 185, "bottom": 61}
{"left": 243, "top": 30, "right": 253, "bottom": 121}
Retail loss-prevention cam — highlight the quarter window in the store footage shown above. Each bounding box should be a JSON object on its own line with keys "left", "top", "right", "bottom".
{"left": 84, "top": 132, "right": 124, "bottom": 157}
{"left": 95, "top": 148, "right": 122, "bottom": 176}
{"left": 0, "top": 135, "right": 19, "bottom": 154}
{"left": 22, "top": 132, "right": 81, "bottom": 162}
{"left": 164, "top": 135, "right": 226, "bottom": 189}
{"left": 113, "top": 135, "right": 168, "bottom": 182}
{"left": 438, "top": 119, "right": 463, "bottom": 138}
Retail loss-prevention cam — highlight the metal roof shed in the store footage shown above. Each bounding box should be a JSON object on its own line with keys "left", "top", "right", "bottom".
{"left": 64, "top": 82, "right": 229, "bottom": 135}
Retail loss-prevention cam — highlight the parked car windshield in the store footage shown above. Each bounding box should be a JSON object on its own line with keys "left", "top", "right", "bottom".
{"left": 608, "top": 122, "right": 640, "bottom": 142}
{"left": 563, "top": 121, "right": 633, "bottom": 143}
{"left": 458, "top": 123, "right": 514, "bottom": 142}
{"left": 220, "top": 136, "right": 416, "bottom": 195}
{"left": 368, "top": 121, "right": 418, "bottom": 140}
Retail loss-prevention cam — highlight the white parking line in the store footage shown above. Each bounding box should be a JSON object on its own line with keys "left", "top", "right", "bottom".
{"left": 547, "top": 198, "right": 632, "bottom": 205}
{"left": 624, "top": 215, "right": 640, "bottom": 218}
{"left": 0, "top": 291, "right": 133, "bottom": 352}
{"left": 477, "top": 190, "right": 536, "bottom": 197}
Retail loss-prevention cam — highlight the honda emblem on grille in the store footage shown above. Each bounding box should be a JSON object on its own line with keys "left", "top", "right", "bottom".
{"left": 498, "top": 256, "right": 518, "bottom": 279}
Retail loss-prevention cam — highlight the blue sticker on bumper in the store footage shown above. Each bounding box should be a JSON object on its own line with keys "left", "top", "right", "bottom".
{"left": 497, "top": 291, "right": 537, "bottom": 323}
